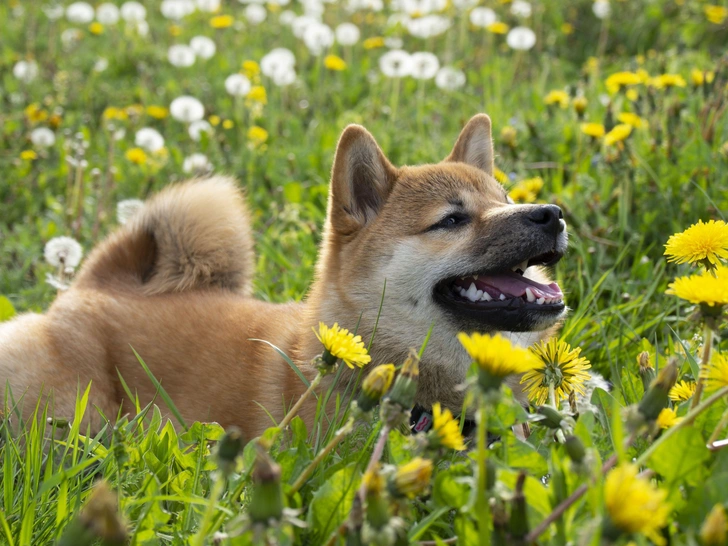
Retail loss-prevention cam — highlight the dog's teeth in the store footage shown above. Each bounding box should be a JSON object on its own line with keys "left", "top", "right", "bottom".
{"left": 481, "top": 291, "right": 492, "bottom": 301}
{"left": 459, "top": 286, "right": 467, "bottom": 296}
{"left": 499, "top": 293, "right": 506, "bottom": 301}
{"left": 525, "top": 288, "right": 536, "bottom": 302}
{"left": 520, "top": 260, "right": 529, "bottom": 272}
{"left": 473, "top": 275, "right": 479, "bottom": 280}
{"left": 536, "top": 297, "right": 545, "bottom": 305}
{"left": 466, "top": 283, "right": 478, "bottom": 302}
{"left": 475, "top": 289, "right": 483, "bottom": 300}
{"left": 544, "top": 298, "right": 552, "bottom": 304}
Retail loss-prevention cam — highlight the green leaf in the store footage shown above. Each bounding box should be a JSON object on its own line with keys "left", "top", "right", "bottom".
{"left": 646, "top": 427, "right": 710, "bottom": 487}
{"left": 387, "top": 429, "right": 412, "bottom": 466}
{"left": 432, "top": 467, "right": 471, "bottom": 509}
{"left": 180, "top": 422, "right": 225, "bottom": 444}
{"left": 0, "top": 296, "right": 16, "bottom": 322}
{"left": 307, "top": 464, "right": 359, "bottom": 540}
{"left": 283, "top": 181, "right": 303, "bottom": 203}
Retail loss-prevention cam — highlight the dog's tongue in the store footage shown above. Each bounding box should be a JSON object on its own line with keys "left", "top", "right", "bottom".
{"left": 455, "top": 272, "right": 563, "bottom": 300}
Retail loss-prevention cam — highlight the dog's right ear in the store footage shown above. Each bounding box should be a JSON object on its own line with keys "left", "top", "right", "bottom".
{"left": 444, "top": 114, "right": 495, "bottom": 176}
{"left": 328, "top": 125, "right": 398, "bottom": 235}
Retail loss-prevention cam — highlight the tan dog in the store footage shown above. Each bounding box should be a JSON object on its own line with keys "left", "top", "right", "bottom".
{"left": 0, "top": 114, "right": 567, "bottom": 439}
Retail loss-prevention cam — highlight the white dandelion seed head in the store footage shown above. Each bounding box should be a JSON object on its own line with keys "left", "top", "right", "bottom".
{"left": 182, "top": 153, "right": 212, "bottom": 174}
{"left": 66, "top": 2, "right": 94, "bottom": 23}
{"left": 45, "top": 273, "right": 71, "bottom": 291}
{"left": 303, "top": 23, "right": 334, "bottom": 55}
{"left": 190, "top": 36, "right": 216, "bottom": 59}
{"left": 133, "top": 20, "right": 149, "bottom": 36}
{"left": 406, "top": 15, "right": 451, "bottom": 39}
{"left": 94, "top": 58, "right": 109, "bottom": 72}
{"left": 506, "top": 26, "right": 536, "bottom": 50}
{"left": 96, "top": 3, "right": 120, "bottom": 24}
{"left": 13, "top": 60, "right": 39, "bottom": 83}
{"left": 396, "top": 0, "right": 446, "bottom": 16}
{"left": 335, "top": 22, "right": 361, "bottom": 46}
{"left": 44, "top": 4, "right": 65, "bottom": 20}
{"left": 61, "top": 28, "right": 83, "bottom": 47}
{"left": 161, "top": 0, "right": 196, "bottom": 20}
{"left": 245, "top": 4, "right": 267, "bottom": 24}
{"left": 384, "top": 37, "right": 404, "bottom": 49}
{"left": 410, "top": 51, "right": 440, "bottom": 80}
{"left": 435, "top": 66, "right": 466, "bottom": 91}
{"left": 44, "top": 236, "right": 83, "bottom": 269}
{"left": 196, "top": 0, "right": 221, "bottom": 11}
{"left": 452, "top": 0, "right": 477, "bottom": 9}
{"left": 225, "top": 73, "right": 251, "bottom": 96}
{"left": 188, "top": 120, "right": 213, "bottom": 141}
{"left": 272, "top": 67, "right": 297, "bottom": 87}
{"left": 291, "top": 15, "right": 319, "bottom": 38}
{"left": 261, "top": 48, "right": 296, "bottom": 78}
{"left": 599, "top": 93, "right": 611, "bottom": 106}
{"left": 135, "top": 127, "right": 165, "bottom": 152}
{"left": 469, "top": 7, "right": 496, "bottom": 27}
{"left": 279, "top": 10, "right": 297, "bottom": 25}
{"left": 379, "top": 49, "right": 412, "bottom": 78}
{"left": 387, "top": 13, "right": 409, "bottom": 28}
{"left": 116, "top": 199, "right": 145, "bottom": 225}
{"left": 120, "top": 1, "right": 147, "bottom": 22}
{"left": 510, "top": 0, "right": 532, "bottom": 18}
{"left": 592, "top": 0, "right": 610, "bottom": 19}
{"left": 170, "top": 95, "right": 205, "bottom": 122}
{"left": 168, "top": 44, "right": 196, "bottom": 67}
{"left": 301, "top": 0, "right": 325, "bottom": 17}
{"left": 30, "top": 127, "right": 56, "bottom": 148}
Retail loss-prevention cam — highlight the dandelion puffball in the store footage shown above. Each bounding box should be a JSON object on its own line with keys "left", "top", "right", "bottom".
{"left": 303, "top": 23, "right": 334, "bottom": 55}
{"left": 406, "top": 15, "right": 451, "bottom": 39}
{"left": 161, "top": 0, "right": 196, "bottom": 20}
{"left": 183, "top": 153, "right": 211, "bottom": 174}
{"left": 196, "top": 0, "right": 221, "bottom": 11}
{"left": 170, "top": 96, "right": 205, "bottom": 122}
{"left": 510, "top": 0, "right": 532, "bottom": 18}
{"left": 96, "top": 3, "right": 120, "bottom": 24}
{"left": 116, "top": 199, "right": 145, "bottom": 225}
{"left": 506, "top": 26, "right": 536, "bottom": 50}
{"left": 120, "top": 1, "right": 147, "bottom": 22}
{"left": 335, "top": 22, "right": 360, "bottom": 46}
{"left": 190, "top": 36, "right": 216, "bottom": 59}
{"left": 135, "top": 127, "right": 166, "bottom": 152}
{"left": 379, "top": 50, "right": 413, "bottom": 78}
{"left": 435, "top": 66, "right": 466, "bottom": 91}
{"left": 188, "top": 120, "right": 213, "bottom": 141}
{"left": 168, "top": 44, "right": 196, "bottom": 67}
{"left": 225, "top": 74, "right": 252, "bottom": 96}
{"left": 593, "top": 0, "right": 611, "bottom": 19}
{"left": 261, "top": 48, "right": 296, "bottom": 77}
{"left": 13, "top": 60, "right": 39, "bottom": 83}
{"left": 66, "top": 2, "right": 95, "bottom": 23}
{"left": 272, "top": 68, "right": 297, "bottom": 87}
{"left": 44, "top": 237, "right": 83, "bottom": 269}
{"left": 469, "top": 7, "right": 496, "bottom": 27}
{"left": 30, "top": 127, "right": 56, "bottom": 148}
{"left": 245, "top": 4, "right": 267, "bottom": 24}
{"left": 410, "top": 52, "right": 440, "bottom": 80}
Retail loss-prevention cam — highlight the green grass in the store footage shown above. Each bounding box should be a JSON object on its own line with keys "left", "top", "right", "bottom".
{"left": 2, "top": 0, "right": 728, "bottom": 544}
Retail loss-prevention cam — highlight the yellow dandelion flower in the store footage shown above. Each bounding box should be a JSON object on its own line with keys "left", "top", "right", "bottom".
{"left": 604, "top": 124, "right": 632, "bottom": 146}
{"left": 522, "top": 177, "right": 544, "bottom": 194}
{"left": 24, "top": 103, "right": 48, "bottom": 124}
{"left": 635, "top": 69, "right": 651, "bottom": 84}
{"left": 649, "top": 74, "right": 687, "bottom": 89}
{"left": 509, "top": 187, "right": 537, "bottom": 203}
{"left": 605, "top": 71, "right": 642, "bottom": 94}
{"left": 604, "top": 463, "right": 671, "bottom": 546}
{"left": 242, "top": 60, "right": 260, "bottom": 78}
{"left": 487, "top": 21, "right": 509, "bottom": 34}
{"left": 500, "top": 126, "right": 517, "bottom": 147}
{"left": 324, "top": 54, "right": 347, "bottom": 71}
{"left": 700, "top": 353, "right": 728, "bottom": 392}
{"left": 20, "top": 150, "right": 37, "bottom": 161}
{"left": 362, "top": 364, "right": 396, "bottom": 400}
{"left": 581, "top": 122, "right": 605, "bottom": 138}
{"left": 430, "top": 403, "right": 466, "bottom": 451}
{"left": 544, "top": 90, "right": 570, "bottom": 108}
{"left": 146, "top": 105, "right": 169, "bottom": 119}
{"left": 493, "top": 167, "right": 508, "bottom": 184}
{"left": 561, "top": 22, "right": 574, "bottom": 35}
{"left": 363, "top": 36, "right": 385, "bottom": 49}
{"left": 125, "top": 147, "right": 147, "bottom": 165}
{"left": 521, "top": 338, "right": 592, "bottom": 405}
{"left": 664, "top": 220, "right": 728, "bottom": 267}
{"left": 209, "top": 115, "right": 221, "bottom": 126}
{"left": 246, "top": 85, "right": 267, "bottom": 104}
{"left": 362, "top": 463, "right": 385, "bottom": 494}
{"left": 210, "top": 14, "right": 234, "bottom": 28}
{"left": 392, "top": 457, "right": 433, "bottom": 498}
{"left": 705, "top": 5, "right": 728, "bottom": 24}
{"left": 314, "top": 322, "right": 371, "bottom": 369}
{"left": 626, "top": 89, "right": 639, "bottom": 101}
{"left": 691, "top": 69, "right": 715, "bottom": 86}
{"left": 583, "top": 56, "right": 599, "bottom": 75}
{"left": 666, "top": 267, "right": 728, "bottom": 307}
{"left": 222, "top": 119, "right": 234, "bottom": 129}
{"left": 656, "top": 407, "right": 682, "bottom": 429}
{"left": 89, "top": 22, "right": 104, "bottom": 35}
{"left": 668, "top": 380, "right": 696, "bottom": 402}
{"left": 700, "top": 504, "right": 728, "bottom": 546}
{"left": 572, "top": 96, "right": 588, "bottom": 115}
{"left": 102, "top": 107, "right": 128, "bottom": 121}
{"left": 617, "top": 112, "right": 648, "bottom": 129}
{"left": 168, "top": 24, "right": 182, "bottom": 36}
{"left": 247, "top": 125, "right": 269, "bottom": 150}
{"left": 458, "top": 332, "right": 541, "bottom": 378}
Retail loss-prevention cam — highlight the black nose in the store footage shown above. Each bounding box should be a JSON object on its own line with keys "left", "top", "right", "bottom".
{"left": 526, "top": 205, "right": 564, "bottom": 234}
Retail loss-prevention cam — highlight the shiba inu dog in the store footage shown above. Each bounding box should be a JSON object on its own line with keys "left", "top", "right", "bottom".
{"left": 0, "top": 114, "right": 567, "bottom": 439}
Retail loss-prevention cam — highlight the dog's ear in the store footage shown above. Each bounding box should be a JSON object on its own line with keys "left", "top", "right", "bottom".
{"left": 444, "top": 114, "right": 495, "bottom": 176}
{"left": 329, "top": 125, "right": 398, "bottom": 234}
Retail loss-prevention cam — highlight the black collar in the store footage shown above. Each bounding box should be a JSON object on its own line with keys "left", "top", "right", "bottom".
{"left": 410, "top": 404, "right": 478, "bottom": 437}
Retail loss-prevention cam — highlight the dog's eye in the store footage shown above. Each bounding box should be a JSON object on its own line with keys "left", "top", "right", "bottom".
{"left": 429, "top": 213, "right": 470, "bottom": 231}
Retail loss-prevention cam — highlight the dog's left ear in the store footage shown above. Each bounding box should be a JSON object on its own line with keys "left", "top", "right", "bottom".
{"left": 444, "top": 114, "right": 495, "bottom": 176}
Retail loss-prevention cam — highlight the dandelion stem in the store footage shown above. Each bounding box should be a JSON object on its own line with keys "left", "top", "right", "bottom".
{"left": 691, "top": 322, "right": 714, "bottom": 409}
{"left": 191, "top": 472, "right": 226, "bottom": 546}
{"left": 290, "top": 417, "right": 354, "bottom": 495}
{"left": 278, "top": 373, "right": 322, "bottom": 431}
{"left": 708, "top": 406, "right": 728, "bottom": 447}
{"left": 358, "top": 423, "right": 390, "bottom": 503}
{"left": 476, "top": 396, "right": 491, "bottom": 546}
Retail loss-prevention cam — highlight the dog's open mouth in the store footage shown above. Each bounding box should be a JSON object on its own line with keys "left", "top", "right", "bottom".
{"left": 433, "top": 250, "right": 566, "bottom": 332}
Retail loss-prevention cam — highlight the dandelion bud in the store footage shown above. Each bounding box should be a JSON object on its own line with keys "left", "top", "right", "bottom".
{"left": 637, "top": 351, "right": 656, "bottom": 391}
{"left": 564, "top": 435, "right": 586, "bottom": 464}
{"left": 700, "top": 503, "right": 728, "bottom": 546}
{"left": 249, "top": 446, "right": 284, "bottom": 524}
{"left": 216, "top": 427, "right": 245, "bottom": 476}
{"left": 573, "top": 96, "right": 588, "bottom": 117}
{"left": 638, "top": 360, "right": 678, "bottom": 422}
{"left": 500, "top": 125, "right": 517, "bottom": 148}
{"left": 389, "top": 457, "right": 433, "bottom": 499}
{"left": 385, "top": 350, "right": 420, "bottom": 410}
{"left": 362, "top": 465, "right": 396, "bottom": 545}
{"left": 57, "top": 482, "right": 127, "bottom": 546}
{"left": 535, "top": 405, "right": 567, "bottom": 429}
{"left": 508, "top": 472, "right": 529, "bottom": 540}
{"left": 357, "top": 364, "right": 396, "bottom": 413}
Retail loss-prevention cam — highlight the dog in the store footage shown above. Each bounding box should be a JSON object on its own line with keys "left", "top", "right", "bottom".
{"left": 0, "top": 114, "right": 567, "bottom": 439}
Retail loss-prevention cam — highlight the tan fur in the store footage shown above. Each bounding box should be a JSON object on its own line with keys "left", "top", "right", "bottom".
{"left": 0, "top": 115, "right": 567, "bottom": 438}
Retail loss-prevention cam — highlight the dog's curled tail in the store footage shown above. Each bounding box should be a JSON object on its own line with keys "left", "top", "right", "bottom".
{"left": 75, "top": 177, "right": 255, "bottom": 296}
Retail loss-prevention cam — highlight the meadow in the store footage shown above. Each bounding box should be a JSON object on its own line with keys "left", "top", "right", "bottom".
{"left": 1, "top": 0, "right": 728, "bottom": 544}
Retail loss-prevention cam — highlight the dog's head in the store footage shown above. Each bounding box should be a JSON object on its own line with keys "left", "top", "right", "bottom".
{"left": 316, "top": 114, "right": 567, "bottom": 347}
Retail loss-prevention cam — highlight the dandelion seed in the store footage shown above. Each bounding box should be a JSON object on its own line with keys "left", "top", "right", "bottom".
{"left": 379, "top": 50, "right": 412, "bottom": 78}
{"left": 261, "top": 48, "right": 296, "bottom": 78}
{"left": 279, "top": 9, "right": 297, "bottom": 25}
{"left": 13, "top": 60, "right": 39, "bottom": 83}
{"left": 44, "top": 237, "right": 83, "bottom": 269}
{"left": 469, "top": 7, "right": 497, "bottom": 27}
{"left": 134, "top": 128, "right": 165, "bottom": 152}
{"left": 292, "top": 15, "right": 319, "bottom": 38}
{"left": 182, "top": 153, "right": 211, "bottom": 174}
{"left": 96, "top": 3, "right": 120, "bottom": 24}
{"left": 168, "top": 44, "right": 196, "bottom": 67}
{"left": 406, "top": 15, "right": 451, "bottom": 39}
{"left": 161, "top": 0, "right": 195, "bottom": 20}
{"left": 592, "top": 0, "right": 611, "bottom": 19}
{"left": 511, "top": 0, "right": 532, "bottom": 18}
{"left": 116, "top": 199, "right": 145, "bottom": 224}
{"left": 664, "top": 220, "right": 728, "bottom": 268}
{"left": 506, "top": 26, "right": 536, "bottom": 50}
{"left": 30, "top": 127, "right": 56, "bottom": 148}
{"left": 314, "top": 322, "right": 371, "bottom": 369}
{"left": 66, "top": 2, "right": 94, "bottom": 23}
{"left": 120, "top": 1, "right": 147, "bottom": 22}
{"left": 245, "top": 4, "right": 267, "bottom": 24}
{"left": 225, "top": 73, "right": 251, "bottom": 96}
{"left": 303, "top": 23, "right": 334, "bottom": 55}
{"left": 335, "top": 22, "right": 360, "bottom": 45}
{"left": 272, "top": 68, "right": 297, "bottom": 87}
{"left": 170, "top": 96, "right": 205, "bottom": 122}
{"left": 521, "top": 338, "right": 592, "bottom": 406}
{"left": 435, "top": 66, "right": 465, "bottom": 91}
{"left": 410, "top": 52, "right": 439, "bottom": 80}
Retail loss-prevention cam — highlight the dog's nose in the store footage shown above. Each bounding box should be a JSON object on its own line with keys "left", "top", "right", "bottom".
{"left": 526, "top": 205, "right": 564, "bottom": 234}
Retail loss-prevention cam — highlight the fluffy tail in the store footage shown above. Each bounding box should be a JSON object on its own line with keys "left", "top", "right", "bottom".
{"left": 75, "top": 176, "right": 255, "bottom": 296}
